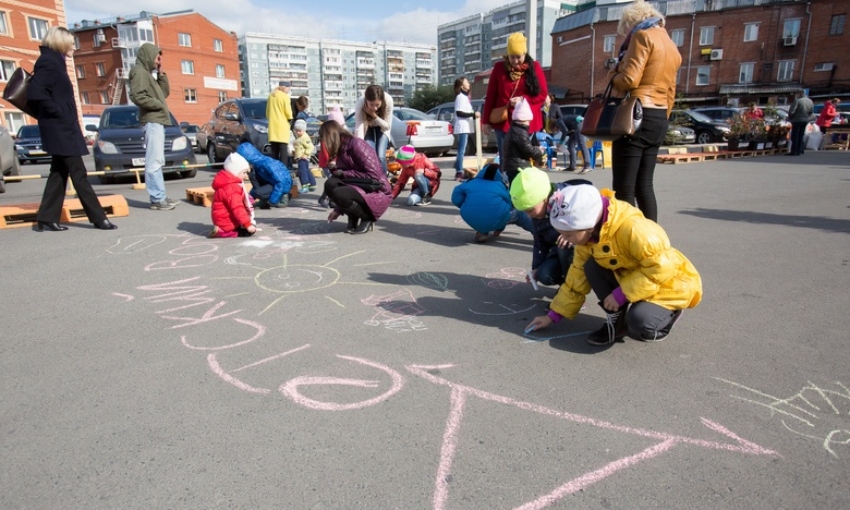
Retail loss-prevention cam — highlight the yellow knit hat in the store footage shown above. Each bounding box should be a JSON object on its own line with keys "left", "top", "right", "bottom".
{"left": 507, "top": 32, "right": 527, "bottom": 56}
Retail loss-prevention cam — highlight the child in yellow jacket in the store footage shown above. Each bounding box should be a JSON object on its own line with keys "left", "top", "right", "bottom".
{"left": 292, "top": 119, "right": 315, "bottom": 193}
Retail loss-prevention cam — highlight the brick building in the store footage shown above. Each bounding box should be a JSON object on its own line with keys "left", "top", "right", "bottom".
{"left": 70, "top": 10, "right": 240, "bottom": 126}
{"left": 551, "top": 0, "right": 849, "bottom": 107}
{"left": 0, "top": 0, "right": 71, "bottom": 133}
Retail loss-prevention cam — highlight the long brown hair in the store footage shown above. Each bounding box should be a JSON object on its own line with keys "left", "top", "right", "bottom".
{"left": 318, "top": 120, "right": 351, "bottom": 159}
{"left": 363, "top": 84, "right": 387, "bottom": 119}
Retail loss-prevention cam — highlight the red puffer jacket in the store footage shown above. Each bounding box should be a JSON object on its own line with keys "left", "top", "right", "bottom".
{"left": 211, "top": 170, "right": 252, "bottom": 232}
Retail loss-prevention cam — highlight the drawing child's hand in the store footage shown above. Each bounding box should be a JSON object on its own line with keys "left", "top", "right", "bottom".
{"left": 525, "top": 315, "right": 552, "bottom": 334}
{"left": 247, "top": 225, "right": 257, "bottom": 234}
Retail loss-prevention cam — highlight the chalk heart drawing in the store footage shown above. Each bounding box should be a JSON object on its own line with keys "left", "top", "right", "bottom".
{"left": 718, "top": 378, "right": 850, "bottom": 458}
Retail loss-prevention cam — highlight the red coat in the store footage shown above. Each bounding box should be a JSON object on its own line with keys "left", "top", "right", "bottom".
{"left": 816, "top": 102, "right": 838, "bottom": 128}
{"left": 482, "top": 58, "right": 548, "bottom": 134}
{"left": 211, "top": 170, "right": 252, "bottom": 232}
{"left": 390, "top": 153, "right": 441, "bottom": 199}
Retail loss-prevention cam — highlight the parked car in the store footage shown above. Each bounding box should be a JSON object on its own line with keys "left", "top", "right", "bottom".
{"left": 559, "top": 103, "right": 588, "bottom": 122}
{"left": 665, "top": 124, "right": 696, "bottom": 145}
{"left": 181, "top": 124, "right": 201, "bottom": 152}
{"left": 668, "top": 109, "right": 731, "bottom": 144}
{"left": 82, "top": 114, "right": 100, "bottom": 145}
{"left": 0, "top": 123, "right": 22, "bottom": 194}
{"left": 344, "top": 107, "right": 454, "bottom": 157}
{"left": 14, "top": 124, "right": 52, "bottom": 164}
{"left": 88, "top": 105, "right": 197, "bottom": 184}
{"left": 691, "top": 106, "right": 742, "bottom": 124}
{"left": 427, "top": 99, "right": 498, "bottom": 154}
{"left": 202, "top": 98, "right": 269, "bottom": 163}
{"left": 196, "top": 121, "right": 211, "bottom": 153}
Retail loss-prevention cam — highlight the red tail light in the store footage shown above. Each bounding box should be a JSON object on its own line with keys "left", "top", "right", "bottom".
{"left": 448, "top": 124, "right": 453, "bottom": 135}
{"left": 405, "top": 121, "right": 420, "bottom": 137}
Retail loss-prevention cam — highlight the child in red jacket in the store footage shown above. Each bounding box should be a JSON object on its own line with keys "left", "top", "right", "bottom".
{"left": 390, "top": 145, "right": 441, "bottom": 206}
{"left": 209, "top": 153, "right": 257, "bottom": 238}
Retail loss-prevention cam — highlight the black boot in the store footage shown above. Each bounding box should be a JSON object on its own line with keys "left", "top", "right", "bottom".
{"left": 347, "top": 203, "right": 374, "bottom": 235}
{"left": 586, "top": 303, "right": 629, "bottom": 346}
{"left": 345, "top": 214, "right": 360, "bottom": 233}
{"left": 36, "top": 221, "right": 68, "bottom": 232}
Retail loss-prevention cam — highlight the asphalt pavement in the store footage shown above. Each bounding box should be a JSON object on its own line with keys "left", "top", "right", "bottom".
{"left": 1, "top": 149, "right": 848, "bottom": 509}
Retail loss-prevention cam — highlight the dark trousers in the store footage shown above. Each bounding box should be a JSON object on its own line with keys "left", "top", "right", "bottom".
{"left": 611, "top": 108, "right": 668, "bottom": 223}
{"left": 584, "top": 257, "right": 679, "bottom": 340}
{"left": 324, "top": 177, "right": 374, "bottom": 221}
{"left": 535, "top": 246, "right": 574, "bottom": 286}
{"left": 270, "top": 142, "right": 289, "bottom": 167}
{"left": 790, "top": 122, "right": 808, "bottom": 155}
{"left": 37, "top": 155, "right": 106, "bottom": 224}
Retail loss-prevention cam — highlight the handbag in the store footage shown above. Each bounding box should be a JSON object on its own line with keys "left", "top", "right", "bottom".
{"left": 343, "top": 177, "right": 383, "bottom": 192}
{"left": 488, "top": 79, "right": 520, "bottom": 124}
{"left": 2, "top": 67, "right": 36, "bottom": 117}
{"left": 580, "top": 79, "right": 643, "bottom": 141}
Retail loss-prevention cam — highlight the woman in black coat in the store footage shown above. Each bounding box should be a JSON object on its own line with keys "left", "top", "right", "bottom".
{"left": 27, "top": 26, "right": 116, "bottom": 231}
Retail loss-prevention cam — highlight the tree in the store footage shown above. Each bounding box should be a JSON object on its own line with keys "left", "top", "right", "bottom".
{"left": 408, "top": 85, "right": 455, "bottom": 112}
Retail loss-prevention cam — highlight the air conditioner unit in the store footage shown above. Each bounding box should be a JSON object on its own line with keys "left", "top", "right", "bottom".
{"left": 783, "top": 36, "right": 798, "bottom": 46}
{"left": 709, "top": 49, "right": 723, "bottom": 61}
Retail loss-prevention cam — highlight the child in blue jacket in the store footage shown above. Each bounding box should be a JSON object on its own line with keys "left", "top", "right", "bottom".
{"left": 237, "top": 142, "right": 292, "bottom": 208}
{"left": 451, "top": 162, "right": 532, "bottom": 243}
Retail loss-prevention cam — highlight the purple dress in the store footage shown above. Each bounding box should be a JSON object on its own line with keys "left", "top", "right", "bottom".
{"left": 334, "top": 137, "right": 392, "bottom": 220}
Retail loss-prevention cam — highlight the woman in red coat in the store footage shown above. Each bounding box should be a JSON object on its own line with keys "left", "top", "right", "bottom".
{"left": 482, "top": 32, "right": 548, "bottom": 163}
{"left": 816, "top": 98, "right": 841, "bottom": 139}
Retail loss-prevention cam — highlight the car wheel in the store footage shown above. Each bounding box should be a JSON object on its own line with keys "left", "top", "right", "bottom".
{"left": 98, "top": 174, "right": 115, "bottom": 184}
{"left": 181, "top": 168, "right": 198, "bottom": 179}
{"left": 696, "top": 131, "right": 714, "bottom": 144}
{"left": 9, "top": 156, "right": 21, "bottom": 176}
{"left": 207, "top": 143, "right": 218, "bottom": 164}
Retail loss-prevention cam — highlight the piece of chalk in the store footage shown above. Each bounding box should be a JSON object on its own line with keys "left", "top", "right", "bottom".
{"left": 524, "top": 325, "right": 536, "bottom": 334}
{"left": 528, "top": 271, "right": 539, "bottom": 291}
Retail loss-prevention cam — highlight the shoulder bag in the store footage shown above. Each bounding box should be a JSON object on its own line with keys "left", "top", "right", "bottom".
{"left": 488, "top": 79, "right": 520, "bottom": 124}
{"left": 2, "top": 67, "right": 36, "bottom": 117}
{"left": 580, "top": 78, "right": 643, "bottom": 141}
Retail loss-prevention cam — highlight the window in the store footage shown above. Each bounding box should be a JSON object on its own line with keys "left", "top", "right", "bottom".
{"left": 140, "top": 29, "right": 153, "bottom": 42}
{"left": 184, "top": 88, "right": 197, "bottom": 103}
{"left": 744, "top": 23, "right": 759, "bottom": 42}
{"left": 95, "top": 63, "right": 105, "bottom": 77}
{"left": 0, "top": 59, "right": 15, "bottom": 81}
{"left": 93, "top": 33, "right": 102, "bottom": 47}
{"left": 99, "top": 91, "right": 109, "bottom": 104}
{"left": 696, "top": 65, "right": 710, "bottom": 86}
{"left": 603, "top": 35, "right": 616, "bottom": 53}
{"left": 814, "top": 62, "right": 834, "bottom": 72}
{"left": 670, "top": 29, "right": 685, "bottom": 47}
{"left": 82, "top": 92, "right": 90, "bottom": 104}
{"left": 699, "top": 26, "right": 714, "bottom": 46}
{"left": 216, "top": 64, "right": 225, "bottom": 78}
{"left": 830, "top": 14, "right": 845, "bottom": 36}
{"left": 783, "top": 19, "right": 801, "bottom": 38}
{"left": 76, "top": 65, "right": 85, "bottom": 79}
{"left": 777, "top": 60, "right": 794, "bottom": 82}
{"left": 28, "top": 17, "right": 49, "bottom": 41}
{"left": 739, "top": 63, "right": 754, "bottom": 83}
{"left": 74, "top": 36, "right": 80, "bottom": 49}
{"left": 214, "top": 39, "right": 223, "bottom": 52}
{"left": 181, "top": 60, "right": 194, "bottom": 74}
{"left": 218, "top": 91, "right": 228, "bottom": 102}
{"left": 0, "top": 12, "right": 9, "bottom": 35}
{"left": 178, "top": 33, "right": 192, "bottom": 47}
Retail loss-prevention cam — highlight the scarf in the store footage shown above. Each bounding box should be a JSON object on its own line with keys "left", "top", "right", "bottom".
{"left": 617, "top": 17, "right": 662, "bottom": 63}
{"left": 505, "top": 58, "right": 529, "bottom": 82}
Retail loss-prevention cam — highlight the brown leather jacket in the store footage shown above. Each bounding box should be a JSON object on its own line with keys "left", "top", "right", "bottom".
{"left": 607, "top": 26, "right": 682, "bottom": 117}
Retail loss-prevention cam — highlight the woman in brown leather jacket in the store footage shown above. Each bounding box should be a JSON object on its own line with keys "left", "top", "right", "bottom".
{"left": 607, "top": 0, "right": 681, "bottom": 223}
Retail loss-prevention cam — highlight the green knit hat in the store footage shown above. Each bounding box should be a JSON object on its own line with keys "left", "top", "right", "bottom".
{"left": 510, "top": 168, "right": 552, "bottom": 211}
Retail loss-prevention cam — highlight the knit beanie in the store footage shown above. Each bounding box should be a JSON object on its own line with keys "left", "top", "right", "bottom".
{"left": 510, "top": 168, "right": 551, "bottom": 211}
{"left": 512, "top": 97, "right": 533, "bottom": 122}
{"left": 507, "top": 32, "right": 528, "bottom": 56}
{"left": 224, "top": 152, "right": 249, "bottom": 176}
{"left": 294, "top": 119, "right": 307, "bottom": 132}
{"left": 396, "top": 145, "right": 416, "bottom": 165}
{"left": 549, "top": 184, "right": 603, "bottom": 231}
{"left": 328, "top": 106, "right": 345, "bottom": 126}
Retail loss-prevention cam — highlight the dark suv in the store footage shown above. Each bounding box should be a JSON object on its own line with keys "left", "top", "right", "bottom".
{"left": 668, "top": 109, "right": 732, "bottom": 144}
{"left": 88, "top": 105, "right": 197, "bottom": 184}
{"left": 202, "top": 98, "right": 269, "bottom": 163}
{"left": 15, "top": 125, "right": 51, "bottom": 164}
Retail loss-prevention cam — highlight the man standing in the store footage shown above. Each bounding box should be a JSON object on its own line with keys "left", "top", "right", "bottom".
{"left": 787, "top": 92, "right": 814, "bottom": 156}
{"left": 266, "top": 81, "right": 293, "bottom": 166}
{"left": 129, "top": 43, "right": 178, "bottom": 210}
{"left": 563, "top": 115, "right": 590, "bottom": 173}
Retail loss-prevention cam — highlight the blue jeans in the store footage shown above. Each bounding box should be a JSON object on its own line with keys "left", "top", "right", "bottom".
{"left": 566, "top": 132, "right": 590, "bottom": 169}
{"left": 297, "top": 159, "right": 315, "bottom": 186}
{"left": 535, "top": 245, "right": 574, "bottom": 286}
{"left": 365, "top": 126, "right": 388, "bottom": 174}
{"left": 454, "top": 133, "right": 469, "bottom": 174}
{"left": 495, "top": 129, "right": 506, "bottom": 164}
{"left": 406, "top": 173, "right": 430, "bottom": 205}
{"left": 144, "top": 122, "right": 166, "bottom": 203}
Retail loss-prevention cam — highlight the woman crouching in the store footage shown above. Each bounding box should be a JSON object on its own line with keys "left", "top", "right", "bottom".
{"left": 318, "top": 121, "right": 392, "bottom": 234}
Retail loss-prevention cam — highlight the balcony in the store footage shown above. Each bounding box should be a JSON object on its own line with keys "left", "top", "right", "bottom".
{"left": 111, "top": 37, "right": 125, "bottom": 47}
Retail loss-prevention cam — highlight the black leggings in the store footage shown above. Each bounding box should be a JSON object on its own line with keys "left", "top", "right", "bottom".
{"left": 324, "top": 177, "right": 375, "bottom": 221}
{"left": 611, "top": 108, "right": 668, "bottom": 222}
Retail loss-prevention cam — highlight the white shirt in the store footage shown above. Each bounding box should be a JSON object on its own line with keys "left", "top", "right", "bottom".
{"left": 453, "top": 92, "right": 474, "bottom": 135}
{"left": 353, "top": 92, "right": 394, "bottom": 140}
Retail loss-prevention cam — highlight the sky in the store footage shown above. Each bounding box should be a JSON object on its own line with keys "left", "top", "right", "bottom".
{"left": 64, "top": 0, "right": 514, "bottom": 47}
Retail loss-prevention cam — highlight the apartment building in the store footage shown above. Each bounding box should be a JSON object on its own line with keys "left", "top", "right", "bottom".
{"left": 551, "top": 0, "right": 850, "bottom": 106}
{"left": 70, "top": 10, "right": 240, "bottom": 125}
{"left": 437, "top": 0, "right": 575, "bottom": 88}
{"left": 240, "top": 33, "right": 437, "bottom": 114}
{"left": 0, "top": 0, "right": 70, "bottom": 133}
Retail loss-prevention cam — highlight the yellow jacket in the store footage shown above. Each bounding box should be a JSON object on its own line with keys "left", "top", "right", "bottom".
{"left": 550, "top": 189, "right": 702, "bottom": 319}
{"left": 266, "top": 89, "right": 293, "bottom": 143}
{"left": 607, "top": 26, "right": 682, "bottom": 117}
{"left": 292, "top": 132, "right": 314, "bottom": 159}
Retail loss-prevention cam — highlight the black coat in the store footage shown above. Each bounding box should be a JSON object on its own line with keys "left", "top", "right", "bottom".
{"left": 502, "top": 122, "right": 544, "bottom": 183}
{"left": 27, "top": 46, "right": 88, "bottom": 156}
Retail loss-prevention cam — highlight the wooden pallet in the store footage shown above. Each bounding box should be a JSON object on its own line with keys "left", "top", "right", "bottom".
{"left": 0, "top": 194, "right": 129, "bottom": 230}
{"left": 657, "top": 153, "right": 708, "bottom": 164}
{"left": 185, "top": 182, "right": 298, "bottom": 208}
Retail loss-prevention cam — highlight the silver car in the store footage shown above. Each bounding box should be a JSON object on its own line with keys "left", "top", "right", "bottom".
{"left": 0, "top": 123, "right": 22, "bottom": 194}
{"left": 346, "top": 107, "right": 454, "bottom": 157}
